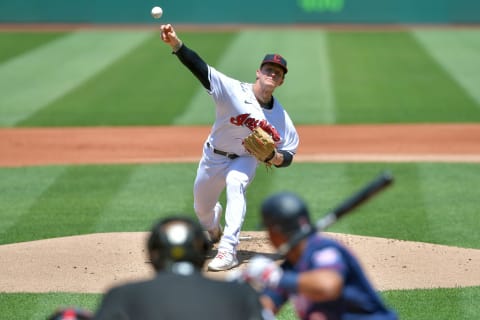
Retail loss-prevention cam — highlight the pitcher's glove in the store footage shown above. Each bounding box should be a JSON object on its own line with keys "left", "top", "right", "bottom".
{"left": 243, "top": 127, "right": 276, "bottom": 163}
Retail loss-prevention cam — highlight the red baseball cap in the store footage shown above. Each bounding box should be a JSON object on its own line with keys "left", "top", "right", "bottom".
{"left": 260, "top": 54, "right": 288, "bottom": 74}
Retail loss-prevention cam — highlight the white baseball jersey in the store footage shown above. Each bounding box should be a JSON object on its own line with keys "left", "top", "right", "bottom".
{"left": 193, "top": 64, "right": 299, "bottom": 256}
{"left": 206, "top": 67, "right": 299, "bottom": 156}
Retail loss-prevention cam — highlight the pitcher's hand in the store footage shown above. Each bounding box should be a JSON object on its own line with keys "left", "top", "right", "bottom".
{"left": 160, "top": 24, "right": 182, "bottom": 51}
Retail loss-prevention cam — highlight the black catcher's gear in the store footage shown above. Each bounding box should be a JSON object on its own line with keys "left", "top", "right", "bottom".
{"left": 148, "top": 216, "right": 209, "bottom": 271}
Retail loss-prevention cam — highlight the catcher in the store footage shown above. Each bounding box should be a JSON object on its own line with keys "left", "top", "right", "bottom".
{"left": 93, "top": 216, "right": 266, "bottom": 320}
{"left": 159, "top": 23, "right": 299, "bottom": 271}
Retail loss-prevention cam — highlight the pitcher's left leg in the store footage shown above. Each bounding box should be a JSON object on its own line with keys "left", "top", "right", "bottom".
{"left": 208, "top": 157, "right": 257, "bottom": 271}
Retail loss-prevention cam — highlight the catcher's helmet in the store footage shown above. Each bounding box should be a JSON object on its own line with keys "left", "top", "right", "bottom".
{"left": 261, "top": 192, "right": 314, "bottom": 240}
{"left": 147, "top": 216, "right": 209, "bottom": 271}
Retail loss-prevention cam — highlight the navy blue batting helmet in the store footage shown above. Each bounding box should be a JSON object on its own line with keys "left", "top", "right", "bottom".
{"left": 261, "top": 192, "right": 314, "bottom": 239}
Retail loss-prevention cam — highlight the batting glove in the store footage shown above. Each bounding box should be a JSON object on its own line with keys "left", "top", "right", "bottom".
{"left": 243, "top": 255, "right": 283, "bottom": 289}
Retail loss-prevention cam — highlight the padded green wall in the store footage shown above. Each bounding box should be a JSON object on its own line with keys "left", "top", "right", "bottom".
{"left": 0, "top": 0, "right": 479, "bottom": 24}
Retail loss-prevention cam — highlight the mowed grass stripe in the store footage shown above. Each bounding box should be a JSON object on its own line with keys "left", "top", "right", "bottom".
{"left": 0, "top": 292, "right": 100, "bottom": 320}
{"left": 329, "top": 31, "right": 480, "bottom": 123}
{"left": 174, "top": 30, "right": 333, "bottom": 125}
{"left": 254, "top": 163, "right": 480, "bottom": 248}
{"left": 0, "top": 163, "right": 479, "bottom": 248}
{"left": 418, "top": 163, "right": 480, "bottom": 248}
{"left": 1, "top": 165, "right": 135, "bottom": 245}
{"left": 0, "top": 32, "right": 66, "bottom": 63}
{"left": 3, "top": 30, "right": 479, "bottom": 126}
{"left": 18, "top": 33, "right": 220, "bottom": 126}
{"left": 20, "top": 32, "right": 234, "bottom": 127}
{"left": 0, "top": 166, "right": 66, "bottom": 240}
{"left": 383, "top": 287, "right": 480, "bottom": 320}
{"left": 93, "top": 164, "right": 198, "bottom": 233}
{"left": 275, "top": 30, "right": 335, "bottom": 124}
{"left": 2, "top": 286, "right": 479, "bottom": 320}
{"left": 413, "top": 29, "right": 480, "bottom": 107}
{"left": 339, "top": 164, "right": 430, "bottom": 241}
{"left": 458, "top": 287, "right": 480, "bottom": 319}
{"left": 0, "top": 31, "right": 152, "bottom": 127}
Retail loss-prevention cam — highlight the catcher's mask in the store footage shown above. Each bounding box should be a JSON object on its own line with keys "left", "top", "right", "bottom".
{"left": 147, "top": 216, "right": 209, "bottom": 271}
{"left": 261, "top": 192, "right": 315, "bottom": 245}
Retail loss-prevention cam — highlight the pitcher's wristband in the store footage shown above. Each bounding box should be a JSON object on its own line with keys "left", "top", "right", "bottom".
{"left": 278, "top": 271, "right": 299, "bottom": 293}
{"left": 172, "top": 41, "right": 184, "bottom": 53}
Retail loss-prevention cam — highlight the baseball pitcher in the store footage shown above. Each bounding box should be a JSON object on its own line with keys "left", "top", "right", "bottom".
{"left": 159, "top": 24, "right": 299, "bottom": 271}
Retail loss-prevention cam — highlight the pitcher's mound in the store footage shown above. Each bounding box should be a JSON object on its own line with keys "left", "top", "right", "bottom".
{"left": 0, "top": 231, "right": 479, "bottom": 293}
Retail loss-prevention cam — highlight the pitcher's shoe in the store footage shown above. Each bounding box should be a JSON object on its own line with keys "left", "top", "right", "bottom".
{"left": 208, "top": 250, "right": 238, "bottom": 271}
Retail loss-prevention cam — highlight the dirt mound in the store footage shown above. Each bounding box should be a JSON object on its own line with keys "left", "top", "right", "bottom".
{"left": 1, "top": 231, "right": 478, "bottom": 293}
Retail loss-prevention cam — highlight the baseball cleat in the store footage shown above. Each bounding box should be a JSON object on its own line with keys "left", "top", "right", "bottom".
{"left": 208, "top": 250, "right": 238, "bottom": 271}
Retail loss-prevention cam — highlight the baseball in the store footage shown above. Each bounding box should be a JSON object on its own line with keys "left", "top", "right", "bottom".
{"left": 151, "top": 6, "right": 163, "bottom": 19}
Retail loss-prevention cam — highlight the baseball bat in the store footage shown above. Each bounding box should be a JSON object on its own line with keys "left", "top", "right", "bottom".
{"left": 276, "top": 171, "right": 394, "bottom": 257}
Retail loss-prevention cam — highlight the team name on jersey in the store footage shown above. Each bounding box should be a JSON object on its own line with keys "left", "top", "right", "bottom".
{"left": 230, "top": 113, "right": 281, "bottom": 142}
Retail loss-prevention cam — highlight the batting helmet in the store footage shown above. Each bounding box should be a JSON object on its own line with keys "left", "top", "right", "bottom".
{"left": 147, "top": 216, "right": 209, "bottom": 271}
{"left": 261, "top": 192, "right": 314, "bottom": 241}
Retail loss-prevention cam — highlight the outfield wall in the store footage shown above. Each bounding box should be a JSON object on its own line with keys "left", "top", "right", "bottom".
{"left": 0, "top": 0, "right": 479, "bottom": 24}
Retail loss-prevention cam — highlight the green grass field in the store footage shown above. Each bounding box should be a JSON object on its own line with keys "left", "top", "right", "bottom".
{"left": 1, "top": 28, "right": 480, "bottom": 127}
{"left": 1, "top": 27, "right": 479, "bottom": 319}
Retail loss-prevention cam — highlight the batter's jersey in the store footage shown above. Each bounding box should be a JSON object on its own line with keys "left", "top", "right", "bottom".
{"left": 264, "top": 235, "right": 398, "bottom": 320}
{"left": 94, "top": 271, "right": 264, "bottom": 320}
{"left": 206, "top": 66, "right": 299, "bottom": 157}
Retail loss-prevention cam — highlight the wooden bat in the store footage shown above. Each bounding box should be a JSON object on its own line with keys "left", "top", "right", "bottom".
{"left": 276, "top": 171, "right": 394, "bottom": 257}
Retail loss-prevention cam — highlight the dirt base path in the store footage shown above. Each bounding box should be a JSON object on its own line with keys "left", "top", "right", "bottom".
{"left": 1, "top": 124, "right": 480, "bottom": 167}
{"left": 1, "top": 124, "right": 480, "bottom": 293}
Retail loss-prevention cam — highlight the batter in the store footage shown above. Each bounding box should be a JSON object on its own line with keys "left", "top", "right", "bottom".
{"left": 159, "top": 24, "right": 299, "bottom": 271}
{"left": 244, "top": 192, "right": 398, "bottom": 320}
